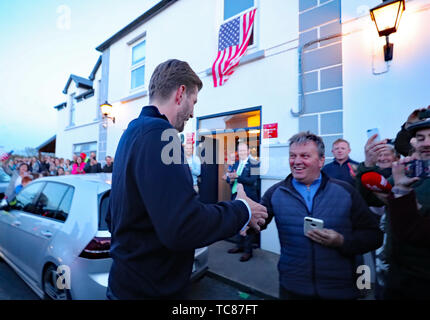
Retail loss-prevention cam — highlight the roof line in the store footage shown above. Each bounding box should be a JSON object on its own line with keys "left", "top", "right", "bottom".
{"left": 36, "top": 135, "right": 56, "bottom": 150}
{"left": 96, "top": 0, "right": 177, "bottom": 52}
{"left": 89, "top": 56, "right": 102, "bottom": 80}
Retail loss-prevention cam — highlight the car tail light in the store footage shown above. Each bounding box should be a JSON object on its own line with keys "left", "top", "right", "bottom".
{"left": 79, "top": 237, "right": 111, "bottom": 259}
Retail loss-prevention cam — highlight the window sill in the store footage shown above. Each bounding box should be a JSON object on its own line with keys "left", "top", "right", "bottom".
{"left": 120, "top": 89, "right": 148, "bottom": 103}
{"left": 204, "top": 49, "right": 265, "bottom": 76}
{"left": 65, "top": 120, "right": 101, "bottom": 131}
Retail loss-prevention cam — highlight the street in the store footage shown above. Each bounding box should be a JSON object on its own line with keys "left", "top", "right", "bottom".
{"left": 0, "top": 258, "right": 263, "bottom": 300}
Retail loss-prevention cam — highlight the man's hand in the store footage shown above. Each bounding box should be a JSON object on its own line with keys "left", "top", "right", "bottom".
{"left": 392, "top": 156, "right": 420, "bottom": 189}
{"left": 236, "top": 184, "right": 268, "bottom": 233}
{"left": 306, "top": 229, "right": 344, "bottom": 247}
{"left": 240, "top": 226, "right": 249, "bottom": 237}
{"left": 364, "top": 134, "right": 390, "bottom": 167}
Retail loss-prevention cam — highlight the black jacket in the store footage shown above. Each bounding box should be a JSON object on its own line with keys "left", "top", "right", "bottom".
{"left": 106, "top": 106, "right": 249, "bottom": 299}
{"left": 84, "top": 162, "right": 102, "bottom": 173}
{"left": 226, "top": 158, "right": 260, "bottom": 201}
{"left": 102, "top": 163, "right": 113, "bottom": 173}
{"left": 322, "top": 158, "right": 359, "bottom": 187}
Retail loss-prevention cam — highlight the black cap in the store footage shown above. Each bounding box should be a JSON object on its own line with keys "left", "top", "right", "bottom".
{"left": 406, "top": 118, "right": 430, "bottom": 136}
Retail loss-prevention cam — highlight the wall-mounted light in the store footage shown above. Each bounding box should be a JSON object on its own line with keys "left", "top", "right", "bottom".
{"left": 370, "top": 0, "right": 405, "bottom": 61}
{"left": 100, "top": 101, "right": 115, "bottom": 127}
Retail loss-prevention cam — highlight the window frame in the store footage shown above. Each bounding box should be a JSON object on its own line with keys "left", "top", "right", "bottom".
{"left": 11, "top": 181, "right": 46, "bottom": 214}
{"left": 32, "top": 182, "right": 75, "bottom": 223}
{"left": 73, "top": 141, "right": 98, "bottom": 158}
{"left": 130, "top": 39, "right": 147, "bottom": 91}
{"left": 221, "top": 0, "right": 258, "bottom": 50}
{"left": 69, "top": 93, "right": 76, "bottom": 126}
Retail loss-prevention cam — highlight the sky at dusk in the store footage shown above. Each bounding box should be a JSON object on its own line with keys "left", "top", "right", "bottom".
{"left": 0, "top": 0, "right": 160, "bottom": 154}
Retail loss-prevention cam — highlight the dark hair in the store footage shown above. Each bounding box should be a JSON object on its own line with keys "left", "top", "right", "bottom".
{"left": 148, "top": 59, "right": 203, "bottom": 102}
{"left": 289, "top": 131, "right": 325, "bottom": 158}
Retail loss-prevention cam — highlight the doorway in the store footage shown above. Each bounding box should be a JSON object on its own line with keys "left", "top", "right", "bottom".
{"left": 196, "top": 107, "right": 261, "bottom": 248}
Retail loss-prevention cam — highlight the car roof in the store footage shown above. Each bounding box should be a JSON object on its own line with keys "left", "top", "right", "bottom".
{"left": 34, "top": 173, "right": 112, "bottom": 192}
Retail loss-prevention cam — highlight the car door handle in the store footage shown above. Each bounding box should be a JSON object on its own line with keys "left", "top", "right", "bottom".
{"left": 12, "top": 221, "right": 21, "bottom": 227}
{"left": 41, "top": 231, "right": 53, "bottom": 238}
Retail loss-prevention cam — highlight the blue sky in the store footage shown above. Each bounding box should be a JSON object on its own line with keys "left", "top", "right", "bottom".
{"left": 0, "top": 0, "right": 159, "bottom": 154}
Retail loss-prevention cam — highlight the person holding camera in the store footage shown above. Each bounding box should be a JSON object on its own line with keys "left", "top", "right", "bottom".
{"left": 356, "top": 108, "right": 430, "bottom": 300}
{"left": 381, "top": 115, "right": 430, "bottom": 299}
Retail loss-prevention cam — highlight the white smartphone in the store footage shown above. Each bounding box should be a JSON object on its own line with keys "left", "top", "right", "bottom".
{"left": 304, "top": 217, "right": 324, "bottom": 235}
{"left": 366, "top": 128, "right": 380, "bottom": 141}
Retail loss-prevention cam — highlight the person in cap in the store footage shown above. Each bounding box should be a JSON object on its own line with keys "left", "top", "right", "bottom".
{"left": 364, "top": 108, "right": 430, "bottom": 299}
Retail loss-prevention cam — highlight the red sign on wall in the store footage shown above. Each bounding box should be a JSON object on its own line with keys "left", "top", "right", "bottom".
{"left": 186, "top": 132, "right": 195, "bottom": 144}
{"left": 263, "top": 123, "right": 278, "bottom": 139}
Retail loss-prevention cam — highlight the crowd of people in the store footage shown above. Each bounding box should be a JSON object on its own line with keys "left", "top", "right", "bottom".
{"left": 1, "top": 152, "right": 114, "bottom": 201}
{"left": 181, "top": 105, "right": 430, "bottom": 300}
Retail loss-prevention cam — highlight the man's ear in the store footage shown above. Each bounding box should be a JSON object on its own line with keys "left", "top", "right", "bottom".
{"left": 319, "top": 156, "right": 325, "bottom": 169}
{"left": 175, "top": 85, "right": 186, "bottom": 106}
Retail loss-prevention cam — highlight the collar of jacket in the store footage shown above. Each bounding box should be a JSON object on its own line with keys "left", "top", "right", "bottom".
{"left": 139, "top": 105, "right": 169, "bottom": 122}
{"left": 282, "top": 171, "right": 330, "bottom": 193}
{"left": 333, "top": 157, "right": 353, "bottom": 166}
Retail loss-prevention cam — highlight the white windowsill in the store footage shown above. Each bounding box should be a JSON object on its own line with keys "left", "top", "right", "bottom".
{"left": 120, "top": 89, "right": 148, "bottom": 103}
{"left": 65, "top": 120, "right": 101, "bottom": 131}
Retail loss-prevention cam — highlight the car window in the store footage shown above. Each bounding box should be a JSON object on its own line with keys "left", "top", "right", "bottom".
{"left": 99, "top": 191, "right": 110, "bottom": 231}
{"left": 35, "top": 182, "right": 70, "bottom": 222}
{"left": 0, "top": 168, "right": 11, "bottom": 183}
{"left": 11, "top": 182, "right": 45, "bottom": 213}
{"left": 56, "top": 187, "right": 74, "bottom": 222}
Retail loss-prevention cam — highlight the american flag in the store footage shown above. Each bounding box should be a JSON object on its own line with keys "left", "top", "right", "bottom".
{"left": 212, "top": 8, "right": 256, "bottom": 87}
{"left": 0, "top": 150, "right": 13, "bottom": 161}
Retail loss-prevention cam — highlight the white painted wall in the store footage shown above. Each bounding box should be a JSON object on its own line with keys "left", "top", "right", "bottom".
{"left": 342, "top": 0, "right": 430, "bottom": 162}
{"left": 55, "top": 63, "right": 102, "bottom": 160}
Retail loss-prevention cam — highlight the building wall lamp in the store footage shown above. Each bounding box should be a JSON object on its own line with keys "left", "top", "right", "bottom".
{"left": 100, "top": 101, "right": 115, "bottom": 126}
{"left": 370, "top": 0, "right": 405, "bottom": 61}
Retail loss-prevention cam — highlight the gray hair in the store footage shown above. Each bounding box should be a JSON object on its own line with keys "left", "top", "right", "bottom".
{"left": 289, "top": 131, "right": 325, "bottom": 158}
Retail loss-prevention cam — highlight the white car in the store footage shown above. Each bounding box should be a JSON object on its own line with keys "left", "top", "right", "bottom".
{"left": 0, "top": 173, "right": 208, "bottom": 300}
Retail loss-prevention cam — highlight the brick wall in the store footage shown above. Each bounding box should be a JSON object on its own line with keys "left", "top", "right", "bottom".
{"left": 298, "top": 0, "right": 343, "bottom": 160}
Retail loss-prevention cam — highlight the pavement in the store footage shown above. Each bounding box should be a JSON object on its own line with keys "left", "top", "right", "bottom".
{"left": 207, "top": 240, "right": 375, "bottom": 300}
{"left": 207, "top": 240, "right": 279, "bottom": 299}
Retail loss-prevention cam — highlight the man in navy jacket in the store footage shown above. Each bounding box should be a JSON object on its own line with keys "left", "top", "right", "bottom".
{"left": 106, "top": 59, "right": 268, "bottom": 299}
{"left": 322, "top": 138, "right": 359, "bottom": 186}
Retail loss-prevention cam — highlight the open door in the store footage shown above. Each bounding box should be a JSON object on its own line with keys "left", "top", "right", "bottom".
{"left": 198, "top": 135, "right": 218, "bottom": 204}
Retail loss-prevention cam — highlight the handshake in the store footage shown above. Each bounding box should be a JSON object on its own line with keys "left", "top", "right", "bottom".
{"left": 236, "top": 183, "right": 268, "bottom": 235}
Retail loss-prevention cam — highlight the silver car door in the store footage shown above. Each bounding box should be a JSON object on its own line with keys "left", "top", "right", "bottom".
{"left": 17, "top": 182, "right": 71, "bottom": 283}
{"left": 1, "top": 182, "right": 45, "bottom": 268}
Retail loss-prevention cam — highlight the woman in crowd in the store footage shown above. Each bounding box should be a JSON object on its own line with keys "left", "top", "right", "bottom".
{"left": 71, "top": 156, "right": 85, "bottom": 174}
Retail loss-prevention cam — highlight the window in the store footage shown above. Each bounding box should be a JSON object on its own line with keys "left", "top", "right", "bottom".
{"left": 70, "top": 93, "right": 76, "bottom": 126}
{"left": 56, "top": 187, "right": 74, "bottom": 222}
{"left": 131, "top": 40, "right": 146, "bottom": 90}
{"left": 0, "top": 168, "right": 10, "bottom": 183}
{"left": 11, "top": 182, "right": 45, "bottom": 214}
{"left": 73, "top": 141, "right": 97, "bottom": 157}
{"left": 35, "top": 183, "right": 72, "bottom": 222}
{"left": 98, "top": 190, "right": 110, "bottom": 231}
{"left": 223, "top": 0, "right": 255, "bottom": 46}
{"left": 224, "top": 0, "right": 255, "bottom": 20}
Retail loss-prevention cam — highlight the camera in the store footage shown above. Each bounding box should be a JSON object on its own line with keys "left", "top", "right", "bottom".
{"left": 418, "top": 109, "right": 430, "bottom": 120}
{"left": 405, "top": 160, "right": 430, "bottom": 178}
